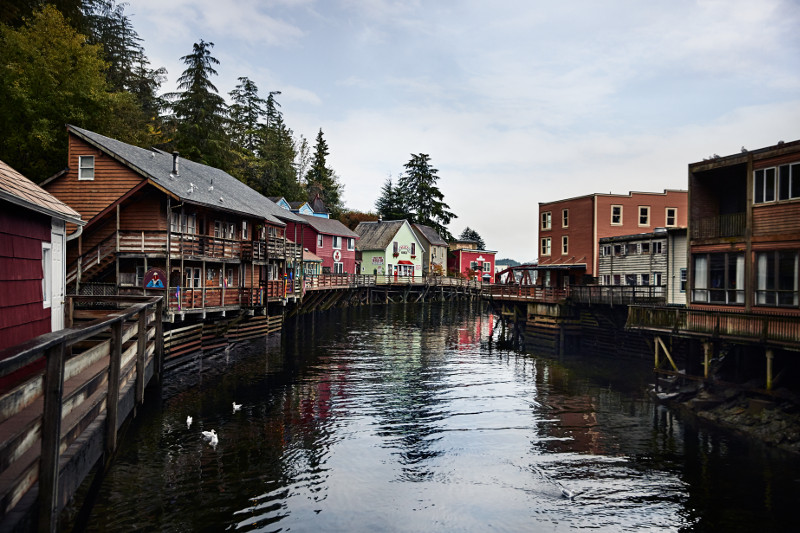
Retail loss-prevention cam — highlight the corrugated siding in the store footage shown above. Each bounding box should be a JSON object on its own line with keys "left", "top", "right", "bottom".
{"left": 0, "top": 203, "right": 51, "bottom": 352}
{"left": 753, "top": 202, "right": 800, "bottom": 237}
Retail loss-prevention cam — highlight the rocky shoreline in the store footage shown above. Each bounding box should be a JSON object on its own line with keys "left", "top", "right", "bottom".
{"left": 654, "top": 384, "right": 800, "bottom": 454}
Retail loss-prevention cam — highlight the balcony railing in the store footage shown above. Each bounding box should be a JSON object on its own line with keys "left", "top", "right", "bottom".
{"left": 570, "top": 285, "right": 666, "bottom": 305}
{"left": 691, "top": 212, "right": 746, "bottom": 240}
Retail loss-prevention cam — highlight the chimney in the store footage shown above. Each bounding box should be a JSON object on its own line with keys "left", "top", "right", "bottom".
{"left": 172, "top": 151, "right": 180, "bottom": 176}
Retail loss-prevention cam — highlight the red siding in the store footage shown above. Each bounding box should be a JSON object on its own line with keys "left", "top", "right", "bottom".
{"left": 0, "top": 202, "right": 51, "bottom": 352}
{"left": 286, "top": 221, "right": 358, "bottom": 274}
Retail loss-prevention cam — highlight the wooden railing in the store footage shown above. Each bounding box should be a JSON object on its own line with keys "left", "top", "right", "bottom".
{"left": 626, "top": 305, "right": 800, "bottom": 347}
{"left": 570, "top": 285, "right": 666, "bottom": 305}
{"left": 0, "top": 296, "right": 163, "bottom": 532}
{"left": 486, "top": 284, "right": 568, "bottom": 302}
{"left": 691, "top": 212, "right": 746, "bottom": 240}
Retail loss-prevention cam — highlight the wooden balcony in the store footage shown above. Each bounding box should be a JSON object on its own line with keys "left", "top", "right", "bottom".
{"left": 691, "top": 212, "right": 746, "bottom": 240}
{"left": 570, "top": 285, "right": 666, "bottom": 306}
{"left": 626, "top": 305, "right": 800, "bottom": 349}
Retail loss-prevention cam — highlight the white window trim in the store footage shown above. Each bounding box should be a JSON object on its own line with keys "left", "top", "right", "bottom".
{"left": 638, "top": 206, "right": 650, "bottom": 227}
{"left": 665, "top": 207, "right": 677, "bottom": 227}
{"left": 347, "top": 238, "right": 355, "bottom": 251}
{"left": 78, "top": 155, "right": 95, "bottom": 181}
{"left": 541, "top": 211, "right": 552, "bottom": 231}
{"left": 561, "top": 235, "right": 568, "bottom": 255}
{"left": 541, "top": 237, "right": 551, "bottom": 256}
{"left": 611, "top": 205, "right": 623, "bottom": 225}
{"left": 562, "top": 209, "right": 569, "bottom": 228}
{"left": 318, "top": 234, "right": 324, "bottom": 248}
{"left": 42, "top": 242, "right": 52, "bottom": 308}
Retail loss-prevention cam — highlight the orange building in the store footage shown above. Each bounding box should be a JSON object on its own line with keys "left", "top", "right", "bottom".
{"left": 537, "top": 190, "right": 687, "bottom": 287}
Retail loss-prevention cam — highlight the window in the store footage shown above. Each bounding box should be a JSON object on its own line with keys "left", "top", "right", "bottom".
{"left": 135, "top": 265, "right": 145, "bottom": 286}
{"left": 614, "top": 244, "right": 623, "bottom": 256}
{"left": 225, "top": 268, "right": 234, "bottom": 288}
{"left": 601, "top": 244, "right": 612, "bottom": 256}
{"left": 611, "top": 205, "right": 622, "bottom": 225}
{"left": 756, "top": 251, "right": 799, "bottom": 307}
{"left": 483, "top": 261, "right": 491, "bottom": 272}
{"left": 652, "top": 241, "right": 663, "bottom": 254}
{"left": 626, "top": 243, "right": 638, "bottom": 255}
{"left": 641, "top": 274, "right": 650, "bottom": 286}
{"left": 562, "top": 209, "right": 569, "bottom": 228}
{"left": 680, "top": 268, "right": 687, "bottom": 292}
{"left": 470, "top": 261, "right": 479, "bottom": 271}
{"left": 653, "top": 272, "right": 662, "bottom": 286}
{"left": 42, "top": 243, "right": 52, "bottom": 308}
{"left": 641, "top": 242, "right": 650, "bottom": 254}
{"left": 241, "top": 221, "right": 249, "bottom": 240}
{"left": 562, "top": 235, "right": 569, "bottom": 255}
{"left": 756, "top": 164, "right": 800, "bottom": 203}
{"left": 184, "top": 267, "right": 201, "bottom": 288}
{"left": 333, "top": 236, "right": 341, "bottom": 249}
{"left": 638, "top": 206, "right": 650, "bottom": 226}
{"left": 318, "top": 234, "right": 324, "bottom": 248}
{"left": 393, "top": 241, "right": 399, "bottom": 255}
{"left": 78, "top": 155, "right": 94, "bottom": 180}
{"left": 541, "top": 211, "right": 552, "bottom": 230}
{"left": 692, "top": 253, "right": 744, "bottom": 304}
{"left": 333, "top": 262, "right": 344, "bottom": 274}
{"left": 665, "top": 207, "right": 677, "bottom": 227}
{"left": 602, "top": 275, "right": 611, "bottom": 285}
{"left": 541, "top": 237, "right": 551, "bottom": 256}
{"left": 347, "top": 238, "right": 355, "bottom": 251}
{"left": 625, "top": 274, "right": 636, "bottom": 286}
{"left": 411, "top": 243, "right": 416, "bottom": 255}
{"left": 613, "top": 274, "right": 621, "bottom": 285}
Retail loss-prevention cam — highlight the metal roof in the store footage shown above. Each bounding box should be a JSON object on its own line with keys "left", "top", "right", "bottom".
{"left": 296, "top": 213, "right": 359, "bottom": 238}
{"left": 0, "top": 159, "right": 83, "bottom": 225}
{"left": 412, "top": 223, "right": 448, "bottom": 246}
{"left": 68, "top": 125, "right": 305, "bottom": 227}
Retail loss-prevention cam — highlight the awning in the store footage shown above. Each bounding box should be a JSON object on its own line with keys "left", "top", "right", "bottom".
{"left": 397, "top": 260, "right": 413, "bottom": 265}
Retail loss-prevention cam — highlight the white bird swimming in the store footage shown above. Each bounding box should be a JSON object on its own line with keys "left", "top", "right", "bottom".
{"left": 232, "top": 402, "right": 242, "bottom": 413}
{"left": 186, "top": 416, "right": 193, "bottom": 428}
{"left": 201, "top": 429, "right": 216, "bottom": 440}
{"left": 209, "top": 431, "right": 218, "bottom": 448}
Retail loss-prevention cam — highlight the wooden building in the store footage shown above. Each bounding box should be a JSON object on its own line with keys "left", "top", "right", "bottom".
{"left": 355, "top": 220, "right": 424, "bottom": 279}
{"left": 448, "top": 247, "right": 497, "bottom": 283}
{"left": 42, "top": 125, "right": 306, "bottom": 321}
{"left": 285, "top": 214, "right": 359, "bottom": 274}
{"left": 0, "top": 160, "right": 84, "bottom": 351}
{"left": 688, "top": 140, "right": 800, "bottom": 314}
{"left": 412, "top": 223, "right": 448, "bottom": 275}
{"left": 538, "top": 190, "right": 687, "bottom": 287}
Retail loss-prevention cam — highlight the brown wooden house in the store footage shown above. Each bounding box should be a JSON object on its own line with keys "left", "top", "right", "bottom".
{"left": 43, "top": 125, "right": 306, "bottom": 321}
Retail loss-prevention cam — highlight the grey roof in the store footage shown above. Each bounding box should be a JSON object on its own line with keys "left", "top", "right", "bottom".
{"left": 412, "top": 223, "right": 447, "bottom": 246}
{"left": 354, "top": 220, "right": 407, "bottom": 251}
{"left": 296, "top": 213, "right": 359, "bottom": 238}
{"left": 0, "top": 159, "right": 84, "bottom": 224}
{"left": 68, "top": 125, "right": 305, "bottom": 226}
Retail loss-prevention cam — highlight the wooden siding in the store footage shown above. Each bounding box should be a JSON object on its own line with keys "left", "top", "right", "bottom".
{"left": 598, "top": 238, "right": 668, "bottom": 283}
{"left": 753, "top": 201, "right": 800, "bottom": 238}
{"left": 0, "top": 204, "right": 51, "bottom": 351}
{"left": 44, "top": 134, "right": 145, "bottom": 223}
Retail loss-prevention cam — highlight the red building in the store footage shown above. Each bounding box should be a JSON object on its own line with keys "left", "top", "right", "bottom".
{"left": 537, "top": 190, "right": 687, "bottom": 287}
{"left": 0, "top": 159, "right": 83, "bottom": 351}
{"left": 448, "top": 245, "right": 497, "bottom": 283}
{"left": 285, "top": 214, "right": 359, "bottom": 274}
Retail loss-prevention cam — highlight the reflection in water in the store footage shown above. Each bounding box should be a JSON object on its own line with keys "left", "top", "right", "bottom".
{"left": 72, "top": 303, "right": 800, "bottom": 532}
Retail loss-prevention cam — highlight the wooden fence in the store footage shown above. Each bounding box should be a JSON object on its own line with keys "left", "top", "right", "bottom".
{"left": 0, "top": 296, "right": 163, "bottom": 533}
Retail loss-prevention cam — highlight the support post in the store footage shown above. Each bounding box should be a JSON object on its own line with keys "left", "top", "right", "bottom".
{"left": 766, "top": 348, "right": 774, "bottom": 391}
{"left": 702, "top": 341, "right": 712, "bottom": 379}
{"left": 106, "top": 320, "right": 123, "bottom": 459}
{"left": 38, "top": 343, "right": 66, "bottom": 533}
{"left": 155, "top": 298, "right": 164, "bottom": 382}
{"left": 136, "top": 310, "right": 147, "bottom": 403}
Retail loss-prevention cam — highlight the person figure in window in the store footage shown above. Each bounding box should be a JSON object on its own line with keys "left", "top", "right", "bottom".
{"left": 146, "top": 273, "right": 164, "bottom": 288}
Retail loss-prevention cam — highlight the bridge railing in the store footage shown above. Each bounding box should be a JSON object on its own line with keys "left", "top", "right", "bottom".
{"left": 570, "top": 285, "right": 666, "bottom": 305}
{"left": 486, "top": 284, "right": 567, "bottom": 302}
{"left": 0, "top": 296, "right": 163, "bottom": 532}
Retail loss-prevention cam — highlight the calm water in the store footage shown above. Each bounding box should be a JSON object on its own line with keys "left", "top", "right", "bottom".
{"left": 72, "top": 303, "right": 799, "bottom": 532}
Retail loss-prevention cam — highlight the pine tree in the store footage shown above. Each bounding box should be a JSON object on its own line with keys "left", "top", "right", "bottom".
{"left": 397, "top": 153, "right": 456, "bottom": 240}
{"left": 374, "top": 177, "right": 407, "bottom": 221}
{"left": 305, "top": 129, "right": 343, "bottom": 217}
{"left": 459, "top": 227, "right": 486, "bottom": 249}
{"left": 167, "top": 40, "right": 230, "bottom": 169}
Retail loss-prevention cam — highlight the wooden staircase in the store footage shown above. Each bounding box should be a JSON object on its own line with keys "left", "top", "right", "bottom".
{"left": 66, "top": 234, "right": 117, "bottom": 290}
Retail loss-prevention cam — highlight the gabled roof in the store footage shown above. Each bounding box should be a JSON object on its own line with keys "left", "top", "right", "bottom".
{"left": 0, "top": 159, "right": 83, "bottom": 225}
{"left": 309, "top": 193, "right": 329, "bottom": 214}
{"left": 296, "top": 213, "right": 359, "bottom": 238}
{"left": 412, "top": 223, "right": 447, "bottom": 246}
{"left": 67, "top": 125, "right": 304, "bottom": 226}
{"left": 354, "top": 219, "right": 424, "bottom": 251}
{"left": 303, "top": 248, "right": 323, "bottom": 263}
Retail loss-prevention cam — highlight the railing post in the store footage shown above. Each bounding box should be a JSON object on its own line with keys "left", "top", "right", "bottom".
{"left": 155, "top": 298, "right": 164, "bottom": 381}
{"left": 136, "top": 309, "right": 146, "bottom": 404}
{"left": 38, "top": 342, "right": 66, "bottom": 533}
{"left": 106, "top": 319, "right": 123, "bottom": 459}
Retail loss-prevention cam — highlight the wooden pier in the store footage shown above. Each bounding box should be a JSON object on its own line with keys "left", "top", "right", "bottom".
{"left": 0, "top": 296, "right": 163, "bottom": 533}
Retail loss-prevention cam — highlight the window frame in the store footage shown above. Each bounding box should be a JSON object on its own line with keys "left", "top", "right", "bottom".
{"left": 562, "top": 209, "right": 569, "bottom": 228}
{"left": 665, "top": 207, "right": 677, "bottom": 227}
{"left": 611, "top": 205, "right": 622, "bottom": 225}
{"left": 347, "top": 238, "right": 355, "bottom": 251}
{"left": 41, "top": 242, "right": 52, "bottom": 308}
{"left": 332, "top": 235, "right": 342, "bottom": 249}
{"left": 78, "top": 155, "right": 95, "bottom": 181}
{"left": 541, "top": 237, "right": 551, "bottom": 256}
{"left": 541, "top": 211, "right": 552, "bottom": 230}
{"left": 638, "top": 205, "right": 650, "bottom": 227}
{"left": 561, "top": 235, "right": 568, "bottom": 255}
{"left": 318, "top": 234, "right": 324, "bottom": 248}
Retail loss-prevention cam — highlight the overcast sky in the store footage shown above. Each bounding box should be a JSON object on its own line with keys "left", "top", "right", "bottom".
{"left": 129, "top": 0, "right": 800, "bottom": 261}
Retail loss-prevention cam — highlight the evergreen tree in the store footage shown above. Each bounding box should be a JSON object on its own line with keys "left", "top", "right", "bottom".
{"left": 374, "top": 177, "right": 407, "bottom": 220}
{"left": 459, "top": 227, "right": 486, "bottom": 249}
{"left": 397, "top": 153, "right": 456, "bottom": 240}
{"left": 228, "top": 77, "right": 266, "bottom": 153}
{"left": 0, "top": 5, "right": 143, "bottom": 179}
{"left": 305, "top": 129, "right": 343, "bottom": 217}
{"left": 167, "top": 40, "right": 230, "bottom": 169}
{"left": 257, "top": 111, "right": 302, "bottom": 200}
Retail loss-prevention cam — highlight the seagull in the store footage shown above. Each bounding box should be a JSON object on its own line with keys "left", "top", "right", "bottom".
{"left": 201, "top": 429, "right": 216, "bottom": 440}
{"left": 186, "top": 415, "right": 193, "bottom": 429}
{"left": 209, "top": 432, "right": 218, "bottom": 448}
{"left": 233, "top": 402, "right": 242, "bottom": 413}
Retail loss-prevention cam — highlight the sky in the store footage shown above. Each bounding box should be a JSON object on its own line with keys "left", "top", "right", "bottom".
{"left": 128, "top": 0, "right": 800, "bottom": 261}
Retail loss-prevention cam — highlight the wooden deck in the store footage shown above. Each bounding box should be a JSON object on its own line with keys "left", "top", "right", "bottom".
{"left": 0, "top": 296, "right": 163, "bottom": 532}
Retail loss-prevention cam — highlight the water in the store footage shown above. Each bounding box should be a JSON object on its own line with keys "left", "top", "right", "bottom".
{"left": 72, "top": 303, "right": 799, "bottom": 532}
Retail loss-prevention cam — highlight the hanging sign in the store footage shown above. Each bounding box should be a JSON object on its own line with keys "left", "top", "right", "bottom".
{"left": 143, "top": 268, "right": 166, "bottom": 289}
{"left": 372, "top": 256, "right": 384, "bottom": 265}
{"left": 333, "top": 250, "right": 342, "bottom": 262}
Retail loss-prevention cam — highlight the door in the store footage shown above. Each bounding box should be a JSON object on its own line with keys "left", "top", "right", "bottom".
{"left": 50, "top": 221, "right": 65, "bottom": 331}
